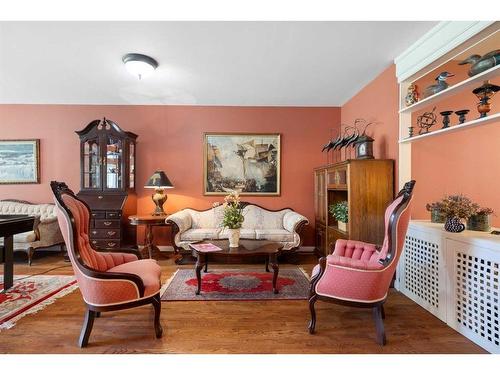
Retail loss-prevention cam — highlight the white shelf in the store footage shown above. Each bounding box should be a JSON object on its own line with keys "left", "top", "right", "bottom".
{"left": 399, "top": 64, "right": 500, "bottom": 114}
{"left": 399, "top": 112, "right": 500, "bottom": 143}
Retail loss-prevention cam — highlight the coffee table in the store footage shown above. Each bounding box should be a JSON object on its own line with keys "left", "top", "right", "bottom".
{"left": 189, "top": 239, "right": 283, "bottom": 295}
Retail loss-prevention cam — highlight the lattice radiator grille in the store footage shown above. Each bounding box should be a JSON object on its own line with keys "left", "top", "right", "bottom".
{"left": 403, "top": 235, "right": 440, "bottom": 308}
{"left": 455, "top": 251, "right": 500, "bottom": 349}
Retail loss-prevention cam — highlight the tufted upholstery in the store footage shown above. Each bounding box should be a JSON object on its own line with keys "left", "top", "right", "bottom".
{"left": 0, "top": 200, "right": 63, "bottom": 262}
{"left": 55, "top": 193, "right": 161, "bottom": 306}
{"left": 167, "top": 203, "right": 308, "bottom": 251}
{"left": 314, "top": 194, "right": 412, "bottom": 303}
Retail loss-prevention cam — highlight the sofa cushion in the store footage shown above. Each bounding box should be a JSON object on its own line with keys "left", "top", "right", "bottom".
{"left": 107, "top": 259, "right": 161, "bottom": 297}
{"left": 180, "top": 228, "right": 221, "bottom": 241}
{"left": 0, "top": 231, "right": 37, "bottom": 245}
{"left": 0, "top": 201, "right": 57, "bottom": 222}
{"left": 255, "top": 229, "right": 294, "bottom": 242}
{"left": 219, "top": 228, "right": 257, "bottom": 239}
{"left": 189, "top": 205, "right": 224, "bottom": 229}
{"left": 241, "top": 205, "right": 290, "bottom": 230}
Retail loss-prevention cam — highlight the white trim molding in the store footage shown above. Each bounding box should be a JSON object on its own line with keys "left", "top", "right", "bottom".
{"left": 394, "top": 21, "right": 494, "bottom": 82}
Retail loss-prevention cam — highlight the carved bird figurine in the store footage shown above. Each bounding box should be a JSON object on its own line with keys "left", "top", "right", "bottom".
{"left": 459, "top": 50, "right": 500, "bottom": 77}
{"left": 422, "top": 72, "right": 455, "bottom": 98}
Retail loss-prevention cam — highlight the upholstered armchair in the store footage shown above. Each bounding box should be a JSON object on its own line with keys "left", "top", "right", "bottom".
{"left": 51, "top": 181, "right": 163, "bottom": 348}
{"left": 308, "top": 180, "right": 415, "bottom": 345}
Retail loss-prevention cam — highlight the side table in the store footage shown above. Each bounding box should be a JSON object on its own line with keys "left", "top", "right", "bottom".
{"left": 128, "top": 214, "right": 171, "bottom": 259}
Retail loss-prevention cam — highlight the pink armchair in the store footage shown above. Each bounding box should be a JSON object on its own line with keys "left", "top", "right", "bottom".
{"left": 51, "top": 181, "right": 163, "bottom": 347}
{"left": 308, "top": 180, "right": 415, "bottom": 345}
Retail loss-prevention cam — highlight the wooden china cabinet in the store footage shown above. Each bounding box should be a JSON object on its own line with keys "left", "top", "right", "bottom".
{"left": 76, "top": 118, "right": 138, "bottom": 249}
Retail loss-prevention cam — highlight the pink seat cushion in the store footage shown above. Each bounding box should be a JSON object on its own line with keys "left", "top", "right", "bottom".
{"left": 107, "top": 259, "right": 162, "bottom": 297}
{"left": 327, "top": 254, "right": 384, "bottom": 271}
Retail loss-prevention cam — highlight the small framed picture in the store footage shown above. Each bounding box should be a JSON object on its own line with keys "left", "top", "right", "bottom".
{"left": 203, "top": 133, "right": 281, "bottom": 196}
{"left": 0, "top": 139, "right": 40, "bottom": 184}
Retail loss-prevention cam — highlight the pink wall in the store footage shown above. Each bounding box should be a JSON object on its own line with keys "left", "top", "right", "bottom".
{"left": 0, "top": 105, "right": 340, "bottom": 245}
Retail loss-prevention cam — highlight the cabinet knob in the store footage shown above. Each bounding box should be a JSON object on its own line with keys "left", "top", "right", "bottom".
{"left": 92, "top": 240, "right": 97, "bottom": 244}
{"left": 107, "top": 231, "right": 116, "bottom": 236}
{"left": 92, "top": 231, "right": 97, "bottom": 235}
{"left": 103, "top": 221, "right": 112, "bottom": 226}
{"left": 107, "top": 242, "right": 116, "bottom": 247}
{"left": 98, "top": 196, "right": 103, "bottom": 199}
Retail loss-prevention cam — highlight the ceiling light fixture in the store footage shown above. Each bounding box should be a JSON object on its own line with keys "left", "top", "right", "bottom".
{"left": 122, "top": 53, "right": 158, "bottom": 80}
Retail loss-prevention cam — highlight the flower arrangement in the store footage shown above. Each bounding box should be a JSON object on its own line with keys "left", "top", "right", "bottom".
{"left": 467, "top": 206, "right": 494, "bottom": 232}
{"left": 329, "top": 201, "right": 348, "bottom": 224}
{"left": 426, "top": 201, "right": 446, "bottom": 223}
{"left": 218, "top": 191, "right": 244, "bottom": 230}
{"left": 439, "top": 195, "right": 478, "bottom": 219}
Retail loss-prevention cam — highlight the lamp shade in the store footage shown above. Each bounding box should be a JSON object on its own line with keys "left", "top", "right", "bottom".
{"left": 144, "top": 170, "right": 174, "bottom": 189}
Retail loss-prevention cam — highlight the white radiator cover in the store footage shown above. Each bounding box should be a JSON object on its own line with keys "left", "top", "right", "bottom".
{"left": 396, "top": 220, "right": 500, "bottom": 353}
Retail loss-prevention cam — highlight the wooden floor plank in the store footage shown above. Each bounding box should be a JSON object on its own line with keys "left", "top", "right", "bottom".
{"left": 0, "top": 253, "right": 486, "bottom": 354}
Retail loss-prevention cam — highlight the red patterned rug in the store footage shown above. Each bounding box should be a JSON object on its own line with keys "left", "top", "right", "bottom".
{"left": 161, "top": 268, "right": 310, "bottom": 301}
{"left": 0, "top": 275, "right": 78, "bottom": 329}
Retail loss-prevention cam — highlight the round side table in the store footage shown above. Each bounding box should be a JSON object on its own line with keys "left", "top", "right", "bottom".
{"left": 128, "top": 214, "right": 170, "bottom": 259}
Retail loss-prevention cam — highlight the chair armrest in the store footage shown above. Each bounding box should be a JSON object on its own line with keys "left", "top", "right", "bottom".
{"left": 166, "top": 210, "right": 192, "bottom": 233}
{"left": 81, "top": 264, "right": 145, "bottom": 298}
{"left": 30, "top": 218, "right": 64, "bottom": 249}
{"left": 283, "top": 211, "right": 309, "bottom": 233}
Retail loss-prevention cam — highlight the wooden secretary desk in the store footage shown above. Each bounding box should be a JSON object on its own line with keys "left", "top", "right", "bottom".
{"left": 76, "top": 118, "right": 138, "bottom": 249}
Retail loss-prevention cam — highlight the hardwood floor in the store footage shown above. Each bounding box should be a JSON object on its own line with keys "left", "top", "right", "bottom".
{"left": 0, "top": 252, "right": 486, "bottom": 354}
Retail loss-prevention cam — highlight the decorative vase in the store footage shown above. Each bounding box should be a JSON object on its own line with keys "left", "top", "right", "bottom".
{"left": 338, "top": 221, "right": 347, "bottom": 232}
{"left": 430, "top": 208, "right": 446, "bottom": 223}
{"left": 228, "top": 228, "right": 241, "bottom": 247}
{"left": 472, "top": 81, "right": 500, "bottom": 118}
{"left": 444, "top": 217, "right": 465, "bottom": 233}
{"left": 467, "top": 214, "right": 491, "bottom": 232}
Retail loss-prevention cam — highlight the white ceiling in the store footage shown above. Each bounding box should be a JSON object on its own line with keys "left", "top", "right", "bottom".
{"left": 0, "top": 21, "right": 437, "bottom": 106}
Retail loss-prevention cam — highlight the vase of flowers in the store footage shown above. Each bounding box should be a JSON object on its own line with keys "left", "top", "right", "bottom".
{"left": 220, "top": 191, "right": 244, "bottom": 247}
{"left": 467, "top": 207, "right": 494, "bottom": 232}
{"left": 329, "top": 201, "right": 348, "bottom": 232}
{"left": 426, "top": 201, "right": 446, "bottom": 223}
{"left": 439, "top": 195, "right": 477, "bottom": 233}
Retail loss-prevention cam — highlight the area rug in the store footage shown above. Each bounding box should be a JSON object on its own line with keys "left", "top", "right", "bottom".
{"left": 161, "top": 267, "right": 310, "bottom": 301}
{"left": 0, "top": 275, "right": 78, "bottom": 330}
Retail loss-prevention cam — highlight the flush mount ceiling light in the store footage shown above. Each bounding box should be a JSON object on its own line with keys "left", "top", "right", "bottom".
{"left": 122, "top": 53, "right": 158, "bottom": 80}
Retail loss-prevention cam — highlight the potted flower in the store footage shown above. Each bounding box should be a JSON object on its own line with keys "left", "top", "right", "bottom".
{"left": 329, "top": 201, "right": 348, "bottom": 232}
{"left": 426, "top": 201, "right": 446, "bottom": 223}
{"left": 440, "top": 195, "right": 477, "bottom": 233}
{"left": 467, "top": 207, "right": 494, "bottom": 232}
{"left": 220, "top": 191, "right": 244, "bottom": 247}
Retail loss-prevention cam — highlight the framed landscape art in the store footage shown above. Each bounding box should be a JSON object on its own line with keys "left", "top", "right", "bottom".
{"left": 203, "top": 133, "right": 281, "bottom": 196}
{"left": 0, "top": 139, "right": 40, "bottom": 184}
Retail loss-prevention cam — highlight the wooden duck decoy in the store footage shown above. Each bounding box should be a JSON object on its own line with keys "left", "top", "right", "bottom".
{"left": 459, "top": 49, "right": 500, "bottom": 77}
{"left": 422, "top": 72, "right": 455, "bottom": 98}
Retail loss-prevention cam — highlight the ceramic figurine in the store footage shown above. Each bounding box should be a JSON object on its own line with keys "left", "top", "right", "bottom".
{"left": 440, "top": 110, "right": 453, "bottom": 129}
{"left": 472, "top": 81, "right": 500, "bottom": 118}
{"left": 405, "top": 84, "right": 419, "bottom": 106}
{"left": 422, "top": 72, "right": 455, "bottom": 98}
{"left": 454, "top": 109, "right": 469, "bottom": 124}
{"left": 417, "top": 107, "right": 437, "bottom": 134}
{"left": 459, "top": 49, "right": 500, "bottom": 77}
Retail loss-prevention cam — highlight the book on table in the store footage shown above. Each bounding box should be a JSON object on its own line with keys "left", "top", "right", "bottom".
{"left": 191, "top": 243, "right": 223, "bottom": 252}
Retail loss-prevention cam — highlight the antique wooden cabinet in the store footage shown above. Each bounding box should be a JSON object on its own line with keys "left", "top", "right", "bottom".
{"left": 314, "top": 159, "right": 394, "bottom": 256}
{"left": 76, "top": 118, "right": 138, "bottom": 249}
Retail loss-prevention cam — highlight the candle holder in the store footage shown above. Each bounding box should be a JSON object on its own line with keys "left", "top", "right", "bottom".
{"left": 408, "top": 126, "right": 414, "bottom": 138}
{"left": 472, "top": 81, "right": 500, "bottom": 118}
{"left": 454, "top": 109, "right": 470, "bottom": 124}
{"left": 439, "top": 110, "right": 453, "bottom": 129}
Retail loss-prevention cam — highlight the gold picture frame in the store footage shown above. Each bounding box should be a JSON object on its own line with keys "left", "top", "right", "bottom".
{"left": 0, "top": 139, "right": 40, "bottom": 184}
{"left": 203, "top": 133, "right": 281, "bottom": 196}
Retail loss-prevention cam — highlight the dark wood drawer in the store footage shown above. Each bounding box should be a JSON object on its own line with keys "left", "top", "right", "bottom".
{"left": 90, "top": 211, "right": 106, "bottom": 219}
{"left": 90, "top": 228, "right": 120, "bottom": 239}
{"left": 94, "top": 219, "right": 120, "bottom": 229}
{"left": 90, "top": 239, "right": 121, "bottom": 249}
{"left": 106, "top": 211, "right": 121, "bottom": 219}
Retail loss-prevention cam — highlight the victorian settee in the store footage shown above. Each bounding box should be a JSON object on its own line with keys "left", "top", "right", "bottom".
{"left": 166, "top": 202, "right": 309, "bottom": 259}
{"left": 0, "top": 199, "right": 64, "bottom": 265}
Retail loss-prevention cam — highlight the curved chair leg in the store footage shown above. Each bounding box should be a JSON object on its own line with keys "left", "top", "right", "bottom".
{"left": 28, "top": 247, "right": 35, "bottom": 266}
{"left": 152, "top": 294, "right": 163, "bottom": 339}
{"left": 372, "top": 305, "right": 386, "bottom": 346}
{"left": 381, "top": 304, "right": 385, "bottom": 320}
{"left": 308, "top": 295, "right": 318, "bottom": 334}
{"left": 79, "top": 309, "right": 96, "bottom": 348}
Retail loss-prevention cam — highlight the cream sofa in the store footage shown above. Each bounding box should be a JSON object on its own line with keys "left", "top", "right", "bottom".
{"left": 166, "top": 203, "right": 308, "bottom": 254}
{"left": 0, "top": 200, "right": 64, "bottom": 265}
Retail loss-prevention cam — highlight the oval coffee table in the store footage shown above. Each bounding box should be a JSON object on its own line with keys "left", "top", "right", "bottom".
{"left": 189, "top": 239, "right": 283, "bottom": 295}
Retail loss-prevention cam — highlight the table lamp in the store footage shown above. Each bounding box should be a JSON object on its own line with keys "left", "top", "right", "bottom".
{"left": 144, "top": 170, "right": 174, "bottom": 216}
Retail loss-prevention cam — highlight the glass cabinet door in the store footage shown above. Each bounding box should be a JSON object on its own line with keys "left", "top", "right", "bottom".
{"left": 105, "top": 135, "right": 123, "bottom": 189}
{"left": 83, "top": 138, "right": 101, "bottom": 189}
{"left": 129, "top": 142, "right": 135, "bottom": 189}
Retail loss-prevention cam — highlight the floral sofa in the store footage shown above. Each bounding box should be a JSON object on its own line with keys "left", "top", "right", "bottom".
{"left": 166, "top": 203, "right": 309, "bottom": 254}
{"left": 0, "top": 199, "right": 64, "bottom": 265}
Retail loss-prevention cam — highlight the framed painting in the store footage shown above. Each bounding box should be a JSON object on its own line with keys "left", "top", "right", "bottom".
{"left": 0, "top": 139, "right": 40, "bottom": 184}
{"left": 203, "top": 133, "right": 281, "bottom": 196}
